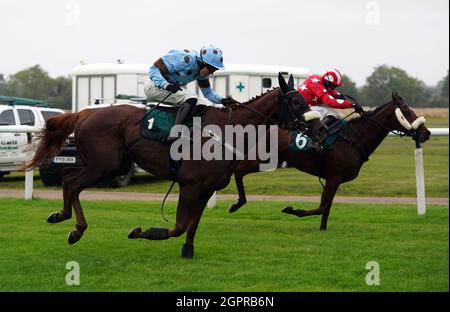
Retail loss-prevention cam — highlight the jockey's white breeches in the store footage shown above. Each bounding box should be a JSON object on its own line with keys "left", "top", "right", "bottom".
{"left": 143, "top": 78, "right": 199, "bottom": 107}
{"left": 310, "top": 105, "right": 343, "bottom": 120}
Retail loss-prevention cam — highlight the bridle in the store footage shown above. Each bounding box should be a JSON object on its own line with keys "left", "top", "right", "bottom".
{"left": 334, "top": 98, "right": 426, "bottom": 163}
{"left": 232, "top": 88, "right": 318, "bottom": 133}
{"left": 361, "top": 101, "right": 426, "bottom": 139}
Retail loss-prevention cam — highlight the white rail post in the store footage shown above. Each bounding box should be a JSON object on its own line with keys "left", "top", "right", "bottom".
{"left": 24, "top": 169, "right": 34, "bottom": 200}
{"left": 24, "top": 148, "right": 35, "bottom": 200}
{"left": 207, "top": 191, "right": 216, "bottom": 208}
{"left": 414, "top": 140, "right": 426, "bottom": 215}
{"left": 0, "top": 125, "right": 40, "bottom": 200}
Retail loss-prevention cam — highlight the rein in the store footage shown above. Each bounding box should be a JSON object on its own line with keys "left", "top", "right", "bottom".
{"left": 234, "top": 101, "right": 277, "bottom": 124}
{"left": 360, "top": 103, "right": 419, "bottom": 138}
{"left": 335, "top": 102, "right": 420, "bottom": 163}
{"left": 228, "top": 89, "right": 305, "bottom": 129}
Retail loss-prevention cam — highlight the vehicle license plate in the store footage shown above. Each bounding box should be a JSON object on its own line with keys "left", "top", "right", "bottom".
{"left": 53, "top": 156, "right": 76, "bottom": 164}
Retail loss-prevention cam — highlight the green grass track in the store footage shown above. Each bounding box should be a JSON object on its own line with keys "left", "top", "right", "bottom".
{"left": 0, "top": 199, "right": 447, "bottom": 291}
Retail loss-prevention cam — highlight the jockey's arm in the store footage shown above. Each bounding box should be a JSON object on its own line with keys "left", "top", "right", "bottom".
{"left": 148, "top": 58, "right": 171, "bottom": 89}
{"left": 197, "top": 78, "right": 223, "bottom": 104}
{"left": 309, "top": 83, "right": 353, "bottom": 109}
{"left": 328, "top": 88, "right": 339, "bottom": 97}
{"left": 320, "top": 92, "right": 353, "bottom": 108}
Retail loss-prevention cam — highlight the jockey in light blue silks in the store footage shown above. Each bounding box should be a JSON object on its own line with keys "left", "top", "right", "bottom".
{"left": 144, "top": 45, "right": 238, "bottom": 140}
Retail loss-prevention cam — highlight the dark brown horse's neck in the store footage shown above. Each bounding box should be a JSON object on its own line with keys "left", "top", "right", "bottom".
{"left": 221, "top": 90, "right": 279, "bottom": 127}
{"left": 346, "top": 105, "right": 395, "bottom": 158}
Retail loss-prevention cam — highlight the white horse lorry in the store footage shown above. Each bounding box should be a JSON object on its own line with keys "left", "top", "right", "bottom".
{"left": 46, "top": 61, "right": 311, "bottom": 187}
{"left": 0, "top": 96, "right": 65, "bottom": 180}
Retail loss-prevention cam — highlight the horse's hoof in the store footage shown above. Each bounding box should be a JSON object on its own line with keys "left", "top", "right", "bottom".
{"left": 67, "top": 231, "right": 79, "bottom": 245}
{"left": 281, "top": 206, "right": 294, "bottom": 214}
{"left": 181, "top": 244, "right": 194, "bottom": 259}
{"left": 229, "top": 203, "right": 239, "bottom": 213}
{"left": 128, "top": 227, "right": 142, "bottom": 239}
{"left": 47, "top": 212, "right": 59, "bottom": 223}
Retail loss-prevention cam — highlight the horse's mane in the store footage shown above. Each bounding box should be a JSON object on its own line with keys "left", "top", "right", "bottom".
{"left": 243, "top": 87, "right": 279, "bottom": 104}
{"left": 233, "top": 87, "right": 279, "bottom": 109}
{"left": 206, "top": 88, "right": 279, "bottom": 113}
{"left": 347, "top": 98, "right": 397, "bottom": 125}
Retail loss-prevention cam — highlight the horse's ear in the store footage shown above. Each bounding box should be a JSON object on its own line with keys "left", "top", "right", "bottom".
{"left": 287, "top": 74, "right": 294, "bottom": 90}
{"left": 392, "top": 92, "right": 396, "bottom": 100}
{"left": 278, "top": 72, "right": 288, "bottom": 93}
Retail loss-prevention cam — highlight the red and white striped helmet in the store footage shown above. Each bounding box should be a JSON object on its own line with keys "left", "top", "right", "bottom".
{"left": 322, "top": 69, "right": 344, "bottom": 87}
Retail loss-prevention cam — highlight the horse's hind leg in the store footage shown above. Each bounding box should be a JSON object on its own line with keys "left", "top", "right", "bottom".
{"left": 67, "top": 195, "right": 88, "bottom": 245}
{"left": 281, "top": 177, "right": 340, "bottom": 231}
{"left": 47, "top": 167, "right": 82, "bottom": 224}
{"left": 65, "top": 169, "right": 104, "bottom": 244}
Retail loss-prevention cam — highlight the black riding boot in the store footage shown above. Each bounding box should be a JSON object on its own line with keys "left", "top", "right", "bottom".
{"left": 323, "top": 115, "right": 338, "bottom": 128}
{"left": 167, "top": 98, "right": 197, "bottom": 141}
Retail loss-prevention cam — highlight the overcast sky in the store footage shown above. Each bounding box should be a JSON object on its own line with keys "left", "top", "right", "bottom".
{"left": 1, "top": 0, "right": 448, "bottom": 86}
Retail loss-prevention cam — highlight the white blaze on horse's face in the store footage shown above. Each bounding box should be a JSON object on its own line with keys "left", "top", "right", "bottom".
{"left": 394, "top": 108, "right": 426, "bottom": 131}
{"left": 303, "top": 111, "right": 321, "bottom": 121}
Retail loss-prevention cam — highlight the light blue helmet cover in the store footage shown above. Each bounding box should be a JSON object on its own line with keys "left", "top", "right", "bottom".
{"left": 197, "top": 45, "right": 224, "bottom": 70}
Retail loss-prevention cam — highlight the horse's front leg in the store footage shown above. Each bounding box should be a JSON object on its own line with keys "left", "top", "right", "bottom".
{"left": 318, "top": 177, "right": 341, "bottom": 230}
{"left": 181, "top": 190, "right": 215, "bottom": 258}
{"left": 46, "top": 167, "right": 82, "bottom": 224}
{"left": 282, "top": 176, "right": 341, "bottom": 231}
{"left": 229, "top": 173, "right": 247, "bottom": 213}
{"left": 128, "top": 184, "right": 201, "bottom": 258}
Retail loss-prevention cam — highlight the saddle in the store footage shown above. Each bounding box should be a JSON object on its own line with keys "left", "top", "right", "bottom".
{"left": 289, "top": 119, "right": 348, "bottom": 153}
{"left": 140, "top": 104, "right": 208, "bottom": 143}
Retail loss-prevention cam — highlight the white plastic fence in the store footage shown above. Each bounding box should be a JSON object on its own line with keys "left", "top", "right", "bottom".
{"left": 388, "top": 128, "right": 449, "bottom": 136}
{"left": 0, "top": 125, "right": 40, "bottom": 200}
{"left": 1, "top": 127, "right": 448, "bottom": 212}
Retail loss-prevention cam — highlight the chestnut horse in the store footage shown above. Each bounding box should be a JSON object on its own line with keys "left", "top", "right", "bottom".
{"left": 24, "top": 73, "right": 327, "bottom": 258}
{"left": 230, "top": 92, "right": 431, "bottom": 230}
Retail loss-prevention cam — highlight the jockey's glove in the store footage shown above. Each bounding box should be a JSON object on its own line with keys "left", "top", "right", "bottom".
{"left": 221, "top": 97, "right": 239, "bottom": 106}
{"left": 352, "top": 103, "right": 364, "bottom": 114}
{"left": 165, "top": 83, "right": 182, "bottom": 93}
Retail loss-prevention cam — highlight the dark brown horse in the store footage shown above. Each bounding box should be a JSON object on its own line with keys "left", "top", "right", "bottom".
{"left": 24, "top": 73, "right": 327, "bottom": 258}
{"left": 230, "top": 92, "right": 431, "bottom": 230}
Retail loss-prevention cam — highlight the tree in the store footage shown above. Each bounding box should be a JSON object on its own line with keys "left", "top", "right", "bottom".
{"left": 2, "top": 65, "right": 56, "bottom": 100}
{"left": 440, "top": 70, "right": 449, "bottom": 98}
{"left": 0, "top": 73, "right": 5, "bottom": 94}
{"left": 428, "top": 70, "right": 449, "bottom": 107}
{"left": 360, "top": 65, "right": 431, "bottom": 107}
{"left": 1, "top": 65, "right": 72, "bottom": 110}
{"left": 48, "top": 76, "right": 72, "bottom": 110}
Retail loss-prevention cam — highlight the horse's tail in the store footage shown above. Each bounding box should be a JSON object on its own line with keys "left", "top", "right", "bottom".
{"left": 22, "top": 109, "right": 94, "bottom": 171}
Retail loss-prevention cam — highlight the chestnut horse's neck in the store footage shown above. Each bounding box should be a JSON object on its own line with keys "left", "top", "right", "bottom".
{"left": 345, "top": 101, "right": 398, "bottom": 159}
